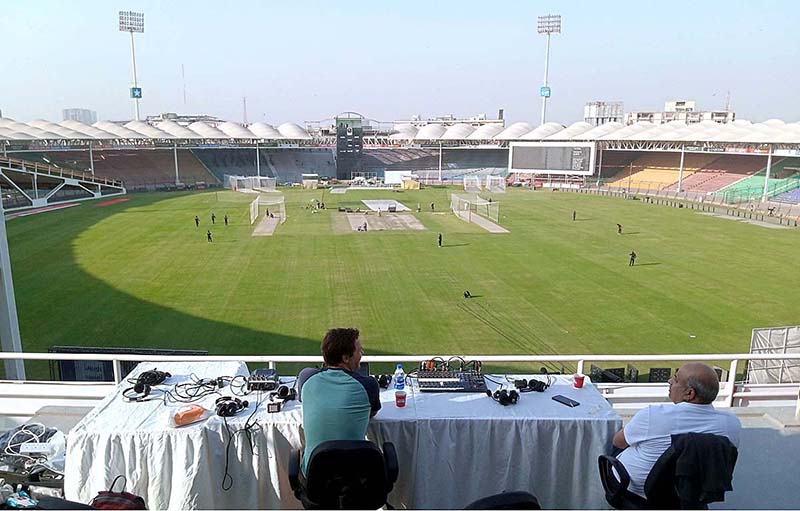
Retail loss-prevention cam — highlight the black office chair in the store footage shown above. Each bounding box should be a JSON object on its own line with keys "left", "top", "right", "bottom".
{"left": 465, "top": 490, "right": 541, "bottom": 509}
{"left": 598, "top": 433, "right": 738, "bottom": 509}
{"left": 288, "top": 440, "right": 399, "bottom": 509}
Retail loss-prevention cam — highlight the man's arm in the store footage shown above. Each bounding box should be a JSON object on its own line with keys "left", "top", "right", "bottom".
{"left": 358, "top": 373, "right": 382, "bottom": 418}
{"left": 613, "top": 428, "right": 629, "bottom": 449}
{"left": 614, "top": 406, "right": 652, "bottom": 450}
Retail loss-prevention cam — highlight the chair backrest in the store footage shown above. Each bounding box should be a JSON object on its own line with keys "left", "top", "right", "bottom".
{"left": 644, "top": 433, "right": 738, "bottom": 509}
{"left": 597, "top": 454, "right": 648, "bottom": 509}
{"left": 304, "top": 440, "right": 389, "bottom": 509}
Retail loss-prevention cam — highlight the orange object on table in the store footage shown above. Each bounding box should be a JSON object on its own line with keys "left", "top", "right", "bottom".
{"left": 174, "top": 405, "right": 207, "bottom": 427}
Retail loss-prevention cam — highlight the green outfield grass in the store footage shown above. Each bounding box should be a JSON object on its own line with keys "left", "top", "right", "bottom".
{"left": 6, "top": 187, "right": 800, "bottom": 378}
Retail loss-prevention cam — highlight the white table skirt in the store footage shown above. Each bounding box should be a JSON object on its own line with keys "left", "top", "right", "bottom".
{"left": 65, "top": 365, "right": 621, "bottom": 509}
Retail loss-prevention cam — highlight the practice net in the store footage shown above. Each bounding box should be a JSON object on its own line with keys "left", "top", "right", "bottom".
{"left": 228, "top": 175, "right": 277, "bottom": 192}
{"left": 450, "top": 193, "right": 500, "bottom": 223}
{"left": 249, "top": 197, "right": 259, "bottom": 225}
{"left": 463, "top": 176, "right": 482, "bottom": 193}
{"left": 258, "top": 194, "right": 286, "bottom": 224}
{"left": 486, "top": 175, "right": 506, "bottom": 193}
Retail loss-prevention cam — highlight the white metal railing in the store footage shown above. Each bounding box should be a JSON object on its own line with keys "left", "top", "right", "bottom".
{"left": 0, "top": 156, "right": 123, "bottom": 187}
{"left": 1, "top": 352, "right": 799, "bottom": 411}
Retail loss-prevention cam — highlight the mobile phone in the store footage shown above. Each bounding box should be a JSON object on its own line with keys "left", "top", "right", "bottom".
{"left": 552, "top": 394, "right": 580, "bottom": 407}
{"left": 357, "top": 362, "right": 370, "bottom": 377}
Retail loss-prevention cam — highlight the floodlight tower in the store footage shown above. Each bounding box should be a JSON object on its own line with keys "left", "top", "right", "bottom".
{"left": 119, "top": 11, "right": 145, "bottom": 121}
{"left": 537, "top": 14, "right": 561, "bottom": 125}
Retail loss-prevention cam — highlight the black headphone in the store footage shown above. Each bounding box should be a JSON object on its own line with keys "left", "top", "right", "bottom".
{"left": 137, "top": 369, "right": 171, "bottom": 386}
{"left": 215, "top": 396, "right": 249, "bottom": 417}
{"left": 123, "top": 382, "right": 152, "bottom": 402}
{"left": 373, "top": 374, "right": 391, "bottom": 389}
{"left": 514, "top": 376, "right": 552, "bottom": 393}
{"left": 486, "top": 388, "right": 519, "bottom": 406}
{"left": 123, "top": 369, "right": 172, "bottom": 402}
{"left": 272, "top": 385, "right": 297, "bottom": 401}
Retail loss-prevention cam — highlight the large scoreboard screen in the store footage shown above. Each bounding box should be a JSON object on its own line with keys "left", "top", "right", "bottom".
{"left": 509, "top": 142, "right": 596, "bottom": 175}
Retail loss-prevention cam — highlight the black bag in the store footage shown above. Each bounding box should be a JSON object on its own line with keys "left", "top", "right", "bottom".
{"left": 89, "top": 476, "right": 147, "bottom": 510}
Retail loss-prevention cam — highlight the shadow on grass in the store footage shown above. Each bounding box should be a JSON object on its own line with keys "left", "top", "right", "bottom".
{"left": 444, "top": 243, "right": 470, "bottom": 248}
{"left": 623, "top": 231, "right": 641, "bottom": 235}
{"left": 7, "top": 191, "right": 407, "bottom": 381}
{"left": 636, "top": 262, "right": 662, "bottom": 266}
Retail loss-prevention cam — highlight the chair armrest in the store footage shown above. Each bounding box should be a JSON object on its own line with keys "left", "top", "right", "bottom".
{"left": 288, "top": 448, "right": 302, "bottom": 493}
{"left": 383, "top": 442, "right": 399, "bottom": 485}
{"left": 598, "top": 454, "right": 631, "bottom": 502}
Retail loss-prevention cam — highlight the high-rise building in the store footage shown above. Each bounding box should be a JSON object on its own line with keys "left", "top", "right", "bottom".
{"left": 62, "top": 108, "right": 98, "bottom": 124}
{"left": 625, "top": 100, "right": 734, "bottom": 125}
{"left": 584, "top": 101, "right": 624, "bottom": 126}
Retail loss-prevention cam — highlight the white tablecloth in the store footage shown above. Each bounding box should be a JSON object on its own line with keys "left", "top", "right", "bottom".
{"left": 65, "top": 366, "right": 621, "bottom": 509}
{"left": 370, "top": 376, "right": 622, "bottom": 509}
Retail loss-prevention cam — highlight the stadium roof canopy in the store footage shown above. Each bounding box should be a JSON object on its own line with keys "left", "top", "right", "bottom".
{"left": 1, "top": 118, "right": 800, "bottom": 145}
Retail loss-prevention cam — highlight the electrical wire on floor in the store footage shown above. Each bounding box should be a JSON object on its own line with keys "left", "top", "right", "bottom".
{"left": 221, "top": 389, "right": 267, "bottom": 491}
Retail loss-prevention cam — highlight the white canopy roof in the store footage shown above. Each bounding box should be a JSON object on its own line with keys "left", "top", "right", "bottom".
{"left": 245, "top": 122, "right": 284, "bottom": 139}
{"left": 467, "top": 124, "right": 504, "bottom": 140}
{"left": 440, "top": 123, "right": 476, "bottom": 140}
{"left": 495, "top": 122, "right": 535, "bottom": 140}
{"left": 414, "top": 124, "right": 447, "bottom": 141}
{"left": 155, "top": 120, "right": 201, "bottom": 139}
{"left": 277, "top": 123, "right": 311, "bottom": 140}
{"left": 1, "top": 117, "right": 799, "bottom": 145}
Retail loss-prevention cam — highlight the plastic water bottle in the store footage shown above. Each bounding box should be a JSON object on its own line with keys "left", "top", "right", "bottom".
{"left": 394, "top": 364, "right": 405, "bottom": 391}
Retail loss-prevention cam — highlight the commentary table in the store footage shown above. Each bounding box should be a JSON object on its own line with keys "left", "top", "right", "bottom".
{"left": 65, "top": 362, "right": 621, "bottom": 509}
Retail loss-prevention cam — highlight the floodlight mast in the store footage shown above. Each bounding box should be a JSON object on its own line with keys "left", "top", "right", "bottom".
{"left": 119, "top": 11, "right": 144, "bottom": 121}
{"left": 537, "top": 14, "right": 561, "bottom": 125}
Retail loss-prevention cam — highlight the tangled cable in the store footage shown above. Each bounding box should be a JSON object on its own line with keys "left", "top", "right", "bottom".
{"left": 2, "top": 423, "right": 53, "bottom": 470}
{"left": 160, "top": 374, "right": 251, "bottom": 405}
{"left": 221, "top": 390, "right": 268, "bottom": 491}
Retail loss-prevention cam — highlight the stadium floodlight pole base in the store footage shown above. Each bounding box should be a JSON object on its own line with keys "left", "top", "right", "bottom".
{"left": 762, "top": 147, "right": 773, "bottom": 202}
{"left": 256, "top": 142, "right": 261, "bottom": 177}
{"left": 0, "top": 200, "right": 26, "bottom": 380}
{"left": 173, "top": 143, "right": 180, "bottom": 186}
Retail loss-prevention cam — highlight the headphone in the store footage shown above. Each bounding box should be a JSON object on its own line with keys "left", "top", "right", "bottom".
{"left": 215, "top": 396, "right": 249, "bottom": 417}
{"left": 123, "top": 369, "right": 172, "bottom": 402}
{"left": 123, "top": 382, "right": 153, "bottom": 402}
{"left": 272, "top": 385, "right": 297, "bottom": 401}
{"left": 486, "top": 388, "right": 519, "bottom": 406}
{"left": 373, "top": 374, "right": 391, "bottom": 389}
{"left": 514, "top": 376, "right": 552, "bottom": 393}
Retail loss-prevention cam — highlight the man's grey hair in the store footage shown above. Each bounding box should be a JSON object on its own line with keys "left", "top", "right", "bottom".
{"left": 687, "top": 375, "right": 719, "bottom": 404}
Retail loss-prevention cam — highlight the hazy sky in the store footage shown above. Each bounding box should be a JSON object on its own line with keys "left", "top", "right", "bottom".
{"left": 1, "top": 0, "right": 798, "bottom": 125}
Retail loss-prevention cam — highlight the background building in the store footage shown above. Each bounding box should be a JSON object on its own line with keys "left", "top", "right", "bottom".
{"left": 62, "top": 108, "right": 97, "bottom": 124}
{"left": 625, "top": 100, "right": 734, "bottom": 125}
{"left": 584, "top": 101, "right": 624, "bottom": 126}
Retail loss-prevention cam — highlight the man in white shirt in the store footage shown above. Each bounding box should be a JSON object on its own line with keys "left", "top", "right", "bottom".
{"left": 614, "top": 363, "right": 742, "bottom": 497}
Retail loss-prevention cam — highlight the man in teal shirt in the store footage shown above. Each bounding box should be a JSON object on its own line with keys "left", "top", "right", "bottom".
{"left": 297, "top": 328, "right": 381, "bottom": 473}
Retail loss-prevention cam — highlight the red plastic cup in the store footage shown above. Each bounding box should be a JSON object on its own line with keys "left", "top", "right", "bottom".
{"left": 395, "top": 390, "right": 407, "bottom": 408}
{"left": 574, "top": 374, "right": 585, "bottom": 389}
